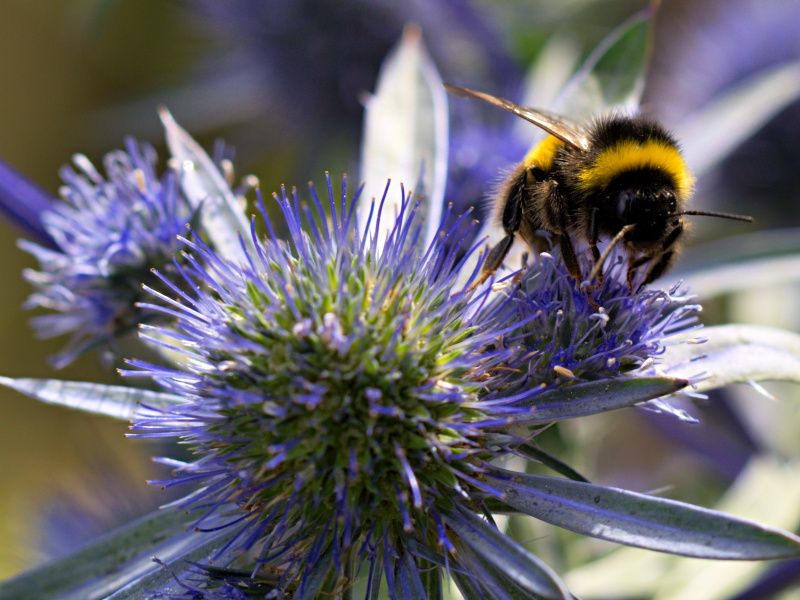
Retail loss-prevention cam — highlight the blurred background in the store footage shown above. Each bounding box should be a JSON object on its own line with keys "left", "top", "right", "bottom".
{"left": 1, "top": 0, "right": 799, "bottom": 594}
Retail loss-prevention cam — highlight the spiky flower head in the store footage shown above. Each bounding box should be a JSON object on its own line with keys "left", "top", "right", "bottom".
{"left": 120, "top": 173, "right": 710, "bottom": 598}
{"left": 19, "top": 139, "right": 192, "bottom": 367}
{"left": 498, "top": 252, "right": 700, "bottom": 412}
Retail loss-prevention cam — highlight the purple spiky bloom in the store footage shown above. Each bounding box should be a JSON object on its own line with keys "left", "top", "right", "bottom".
{"left": 120, "top": 175, "right": 703, "bottom": 598}
{"left": 502, "top": 252, "right": 700, "bottom": 389}
{"left": 18, "top": 139, "right": 192, "bottom": 368}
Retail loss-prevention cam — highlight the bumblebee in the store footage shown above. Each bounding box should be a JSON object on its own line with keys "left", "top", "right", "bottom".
{"left": 446, "top": 85, "right": 752, "bottom": 290}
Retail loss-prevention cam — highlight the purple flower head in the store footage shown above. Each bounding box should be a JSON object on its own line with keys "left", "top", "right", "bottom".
{"left": 120, "top": 173, "right": 704, "bottom": 597}
{"left": 19, "top": 139, "right": 192, "bottom": 368}
{"left": 501, "top": 251, "right": 700, "bottom": 392}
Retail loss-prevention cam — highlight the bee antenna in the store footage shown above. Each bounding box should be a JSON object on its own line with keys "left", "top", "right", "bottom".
{"left": 677, "top": 210, "right": 753, "bottom": 223}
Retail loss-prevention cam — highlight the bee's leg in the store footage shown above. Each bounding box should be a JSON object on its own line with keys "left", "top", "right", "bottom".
{"left": 541, "top": 180, "right": 582, "bottom": 283}
{"left": 626, "top": 223, "right": 684, "bottom": 291}
{"left": 626, "top": 255, "right": 644, "bottom": 291}
{"left": 477, "top": 234, "right": 515, "bottom": 282}
{"left": 589, "top": 223, "right": 635, "bottom": 287}
{"left": 558, "top": 233, "right": 583, "bottom": 283}
{"left": 468, "top": 171, "right": 526, "bottom": 291}
{"left": 588, "top": 207, "right": 601, "bottom": 263}
{"left": 640, "top": 223, "right": 684, "bottom": 288}
{"left": 585, "top": 207, "right": 603, "bottom": 287}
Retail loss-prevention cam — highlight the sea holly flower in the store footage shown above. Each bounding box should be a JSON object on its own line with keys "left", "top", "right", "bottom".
{"left": 496, "top": 252, "right": 701, "bottom": 421}
{"left": 18, "top": 140, "right": 193, "bottom": 368}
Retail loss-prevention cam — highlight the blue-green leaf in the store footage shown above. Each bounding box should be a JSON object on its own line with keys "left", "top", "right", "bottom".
{"left": 509, "top": 376, "right": 687, "bottom": 425}
{"left": 662, "top": 325, "right": 800, "bottom": 392}
{"left": 0, "top": 376, "right": 183, "bottom": 420}
{"left": 515, "top": 442, "right": 590, "bottom": 482}
{"left": 388, "top": 549, "right": 427, "bottom": 600}
{"left": 160, "top": 108, "right": 254, "bottom": 263}
{"left": 558, "top": 5, "right": 654, "bottom": 118}
{"left": 490, "top": 469, "right": 800, "bottom": 559}
{"left": 421, "top": 561, "right": 443, "bottom": 600}
{"left": 0, "top": 508, "right": 193, "bottom": 599}
{"left": 358, "top": 26, "right": 448, "bottom": 249}
{"left": 294, "top": 549, "right": 334, "bottom": 600}
{"left": 107, "top": 527, "right": 237, "bottom": 599}
{"left": 443, "top": 507, "right": 570, "bottom": 599}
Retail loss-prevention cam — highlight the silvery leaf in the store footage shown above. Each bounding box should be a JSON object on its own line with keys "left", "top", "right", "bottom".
{"left": 0, "top": 376, "right": 182, "bottom": 420}
{"left": 661, "top": 324, "right": 800, "bottom": 392}
{"left": 358, "top": 26, "right": 448, "bottom": 250}
{"left": 160, "top": 108, "right": 253, "bottom": 263}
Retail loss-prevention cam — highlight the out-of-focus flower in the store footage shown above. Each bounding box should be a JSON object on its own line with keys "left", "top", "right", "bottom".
{"left": 19, "top": 140, "right": 191, "bottom": 367}
{"left": 189, "top": 0, "right": 518, "bottom": 128}
{"left": 0, "top": 159, "right": 57, "bottom": 246}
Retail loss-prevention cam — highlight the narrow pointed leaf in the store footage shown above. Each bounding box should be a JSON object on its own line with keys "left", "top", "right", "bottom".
{"left": 489, "top": 469, "right": 800, "bottom": 559}
{"left": 389, "top": 550, "right": 427, "bottom": 600}
{"left": 358, "top": 26, "right": 448, "bottom": 249}
{"left": 421, "top": 562, "right": 443, "bottom": 600}
{"left": 450, "top": 549, "right": 538, "bottom": 600}
{"left": 107, "top": 527, "right": 237, "bottom": 599}
{"left": 677, "top": 61, "right": 800, "bottom": 177}
{"left": 450, "top": 569, "right": 489, "bottom": 600}
{"left": 516, "top": 443, "right": 590, "bottom": 482}
{"left": 0, "top": 376, "right": 184, "bottom": 420}
{"left": 510, "top": 376, "right": 687, "bottom": 425}
{"left": 160, "top": 108, "right": 253, "bottom": 263}
{"left": 565, "top": 457, "right": 800, "bottom": 598}
{"left": 294, "top": 549, "right": 334, "bottom": 600}
{"left": 443, "top": 507, "right": 570, "bottom": 599}
{"left": 0, "top": 508, "right": 193, "bottom": 600}
{"left": 558, "top": 5, "right": 654, "bottom": 118}
{"left": 661, "top": 325, "right": 800, "bottom": 392}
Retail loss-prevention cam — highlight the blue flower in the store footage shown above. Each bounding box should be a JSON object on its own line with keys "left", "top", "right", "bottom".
{"left": 504, "top": 251, "right": 699, "bottom": 387}
{"left": 19, "top": 139, "right": 192, "bottom": 368}
{"left": 185, "top": 0, "right": 519, "bottom": 131}
{"left": 120, "top": 175, "right": 703, "bottom": 598}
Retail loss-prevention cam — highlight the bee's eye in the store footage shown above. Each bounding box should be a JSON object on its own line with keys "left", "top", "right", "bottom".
{"left": 654, "top": 189, "right": 677, "bottom": 213}
{"left": 616, "top": 190, "right": 635, "bottom": 221}
{"left": 665, "top": 191, "right": 677, "bottom": 213}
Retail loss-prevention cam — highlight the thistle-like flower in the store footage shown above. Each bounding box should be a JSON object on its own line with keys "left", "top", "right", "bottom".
{"left": 19, "top": 139, "right": 192, "bottom": 367}
{"left": 500, "top": 252, "right": 699, "bottom": 396}
{"left": 117, "top": 175, "right": 741, "bottom": 599}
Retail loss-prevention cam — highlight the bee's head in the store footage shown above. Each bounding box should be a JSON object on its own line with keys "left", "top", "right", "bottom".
{"left": 615, "top": 184, "right": 679, "bottom": 243}
{"left": 597, "top": 168, "right": 680, "bottom": 244}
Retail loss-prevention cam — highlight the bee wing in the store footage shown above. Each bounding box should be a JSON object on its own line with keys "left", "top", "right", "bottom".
{"left": 445, "top": 84, "right": 592, "bottom": 152}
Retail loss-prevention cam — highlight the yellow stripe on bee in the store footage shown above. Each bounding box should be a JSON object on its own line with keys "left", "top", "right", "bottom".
{"left": 522, "top": 135, "right": 563, "bottom": 171}
{"left": 578, "top": 140, "right": 695, "bottom": 199}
